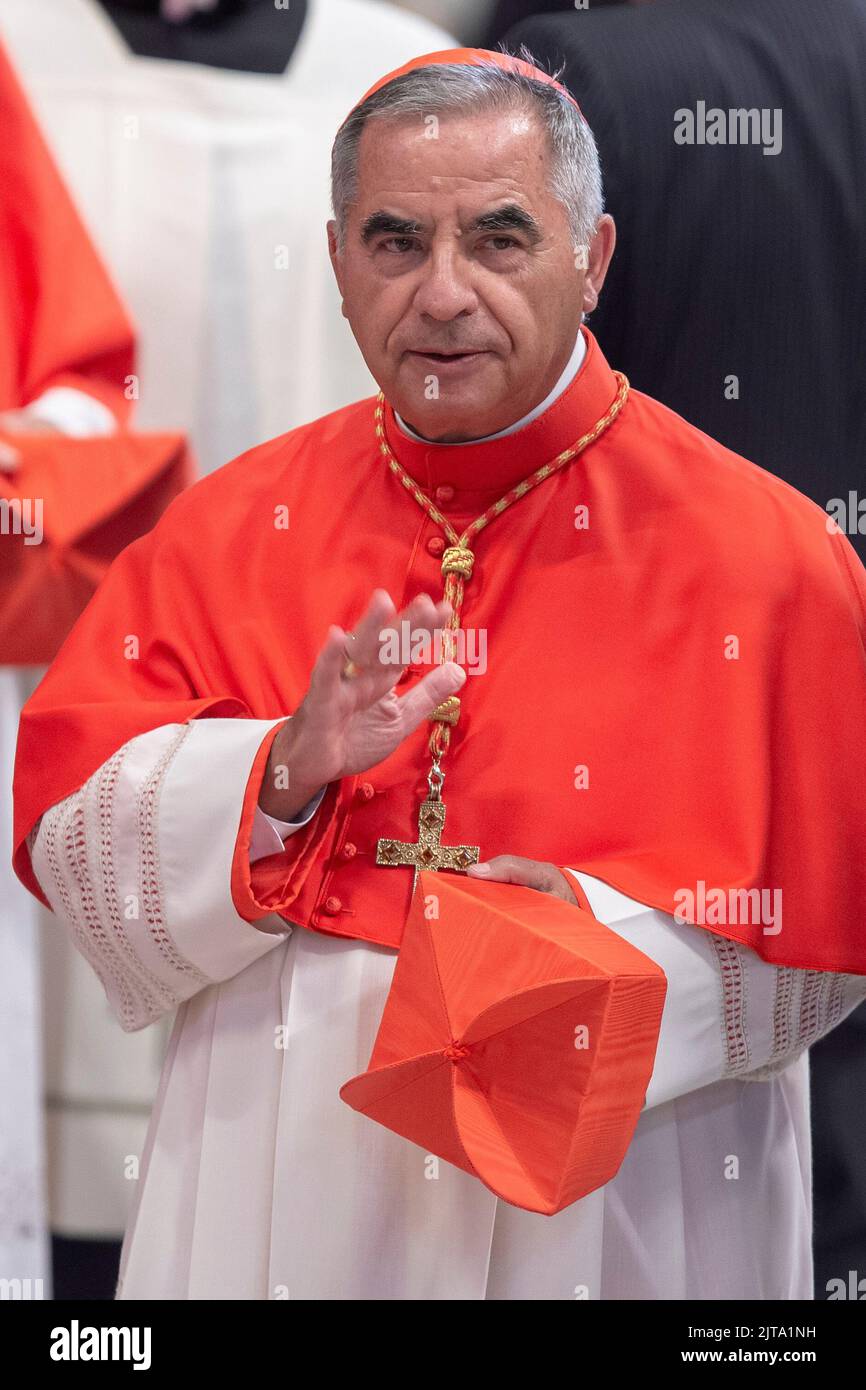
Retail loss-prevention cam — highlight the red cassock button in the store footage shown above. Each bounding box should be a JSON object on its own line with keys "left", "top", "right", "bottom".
{"left": 340, "top": 842, "right": 358, "bottom": 860}
{"left": 323, "top": 896, "right": 342, "bottom": 915}
{"left": 357, "top": 781, "right": 375, "bottom": 801}
{"left": 426, "top": 536, "right": 445, "bottom": 557}
{"left": 435, "top": 484, "right": 455, "bottom": 504}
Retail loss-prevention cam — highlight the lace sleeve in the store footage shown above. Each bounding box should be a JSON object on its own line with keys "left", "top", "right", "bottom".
{"left": 29, "top": 718, "right": 293, "bottom": 1032}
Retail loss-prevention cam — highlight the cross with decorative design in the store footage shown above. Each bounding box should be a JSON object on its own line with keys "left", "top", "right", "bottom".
{"left": 376, "top": 765, "right": 479, "bottom": 894}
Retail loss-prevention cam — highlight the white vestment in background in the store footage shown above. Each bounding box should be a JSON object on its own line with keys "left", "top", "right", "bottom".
{"left": 0, "top": 0, "right": 455, "bottom": 1239}
{"left": 26, "top": 715, "right": 866, "bottom": 1300}
{"left": 0, "top": 395, "right": 122, "bottom": 1292}
{"left": 0, "top": 669, "right": 48, "bottom": 1292}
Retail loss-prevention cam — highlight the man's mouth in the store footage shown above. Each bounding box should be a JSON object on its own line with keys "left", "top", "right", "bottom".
{"left": 408, "top": 349, "right": 487, "bottom": 363}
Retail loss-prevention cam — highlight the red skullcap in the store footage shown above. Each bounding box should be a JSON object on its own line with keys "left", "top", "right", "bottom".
{"left": 344, "top": 46, "right": 585, "bottom": 124}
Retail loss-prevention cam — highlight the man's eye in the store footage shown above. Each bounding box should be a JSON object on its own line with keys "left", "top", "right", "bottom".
{"left": 380, "top": 237, "right": 419, "bottom": 253}
{"left": 481, "top": 236, "right": 521, "bottom": 252}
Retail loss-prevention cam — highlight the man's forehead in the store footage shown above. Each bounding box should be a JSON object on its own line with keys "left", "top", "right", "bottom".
{"left": 356, "top": 106, "right": 544, "bottom": 175}
{"left": 353, "top": 111, "right": 550, "bottom": 210}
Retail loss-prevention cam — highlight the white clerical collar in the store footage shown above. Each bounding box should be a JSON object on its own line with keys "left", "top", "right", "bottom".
{"left": 393, "top": 325, "right": 587, "bottom": 446}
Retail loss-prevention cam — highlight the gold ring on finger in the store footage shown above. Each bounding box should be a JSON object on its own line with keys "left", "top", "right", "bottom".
{"left": 341, "top": 632, "right": 361, "bottom": 681}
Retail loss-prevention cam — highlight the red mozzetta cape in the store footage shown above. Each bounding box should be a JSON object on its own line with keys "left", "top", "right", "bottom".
{"left": 12, "top": 329, "right": 866, "bottom": 974}
{"left": 0, "top": 40, "right": 134, "bottom": 421}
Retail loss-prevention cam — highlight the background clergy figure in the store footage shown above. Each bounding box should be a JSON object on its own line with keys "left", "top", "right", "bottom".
{"left": 12, "top": 48, "right": 866, "bottom": 1299}
{"left": 0, "top": 35, "right": 134, "bottom": 1294}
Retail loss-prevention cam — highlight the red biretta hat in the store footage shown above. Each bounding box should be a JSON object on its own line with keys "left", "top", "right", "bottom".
{"left": 341, "top": 870, "right": 666, "bottom": 1216}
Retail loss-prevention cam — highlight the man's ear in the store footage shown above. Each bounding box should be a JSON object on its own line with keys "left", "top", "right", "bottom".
{"left": 326, "top": 219, "right": 347, "bottom": 314}
{"left": 582, "top": 214, "right": 616, "bottom": 316}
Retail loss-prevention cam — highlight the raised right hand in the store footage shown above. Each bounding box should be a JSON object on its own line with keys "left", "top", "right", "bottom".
{"left": 259, "top": 588, "right": 466, "bottom": 820}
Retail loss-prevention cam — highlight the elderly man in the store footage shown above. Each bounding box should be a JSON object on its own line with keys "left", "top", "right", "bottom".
{"left": 12, "top": 47, "right": 866, "bottom": 1300}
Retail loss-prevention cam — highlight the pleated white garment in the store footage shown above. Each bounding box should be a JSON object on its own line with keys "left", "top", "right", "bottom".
{"left": 114, "top": 921, "right": 818, "bottom": 1301}
{"left": 27, "top": 717, "right": 866, "bottom": 1300}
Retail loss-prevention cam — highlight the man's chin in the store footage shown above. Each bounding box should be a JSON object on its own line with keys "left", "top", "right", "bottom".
{"left": 391, "top": 359, "right": 507, "bottom": 441}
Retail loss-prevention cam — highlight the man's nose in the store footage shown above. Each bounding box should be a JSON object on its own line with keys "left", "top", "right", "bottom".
{"left": 412, "top": 243, "right": 477, "bottom": 322}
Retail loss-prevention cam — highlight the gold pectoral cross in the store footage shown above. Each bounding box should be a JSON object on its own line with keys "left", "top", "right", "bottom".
{"left": 376, "top": 764, "right": 480, "bottom": 894}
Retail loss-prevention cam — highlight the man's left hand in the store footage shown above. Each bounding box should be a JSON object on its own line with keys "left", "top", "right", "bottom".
{"left": 466, "top": 854, "right": 579, "bottom": 906}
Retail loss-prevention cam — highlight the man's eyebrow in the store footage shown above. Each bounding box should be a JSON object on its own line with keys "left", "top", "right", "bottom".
{"left": 468, "top": 204, "right": 544, "bottom": 242}
{"left": 359, "top": 204, "right": 544, "bottom": 244}
{"left": 360, "top": 211, "right": 425, "bottom": 243}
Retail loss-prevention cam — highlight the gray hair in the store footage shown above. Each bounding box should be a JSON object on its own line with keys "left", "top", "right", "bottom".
{"left": 330, "top": 45, "right": 604, "bottom": 256}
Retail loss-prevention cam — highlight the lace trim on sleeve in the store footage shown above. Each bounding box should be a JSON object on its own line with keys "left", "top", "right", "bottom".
{"left": 34, "top": 724, "right": 212, "bottom": 1032}
{"left": 742, "top": 965, "right": 860, "bottom": 1083}
{"left": 708, "top": 933, "right": 752, "bottom": 1075}
{"left": 707, "top": 934, "right": 865, "bottom": 1084}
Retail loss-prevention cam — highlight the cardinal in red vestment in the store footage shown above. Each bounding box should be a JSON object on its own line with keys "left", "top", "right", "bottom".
{"left": 9, "top": 47, "right": 866, "bottom": 1297}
